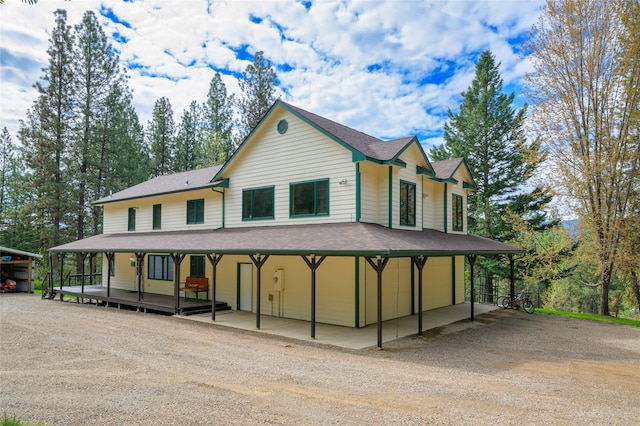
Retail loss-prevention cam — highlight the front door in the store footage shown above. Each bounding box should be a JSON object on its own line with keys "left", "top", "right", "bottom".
{"left": 238, "top": 263, "right": 253, "bottom": 312}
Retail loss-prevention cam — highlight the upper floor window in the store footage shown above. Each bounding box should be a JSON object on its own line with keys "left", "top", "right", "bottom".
{"left": 190, "top": 256, "right": 206, "bottom": 277}
{"left": 290, "top": 179, "right": 329, "bottom": 217}
{"left": 148, "top": 254, "right": 173, "bottom": 281}
{"left": 128, "top": 207, "right": 136, "bottom": 231}
{"left": 186, "top": 199, "right": 204, "bottom": 224}
{"left": 452, "top": 194, "right": 464, "bottom": 232}
{"left": 400, "top": 180, "right": 416, "bottom": 226}
{"left": 153, "top": 204, "right": 162, "bottom": 230}
{"left": 242, "top": 186, "right": 274, "bottom": 220}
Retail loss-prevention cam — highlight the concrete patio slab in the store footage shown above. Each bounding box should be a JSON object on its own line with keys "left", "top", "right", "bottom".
{"left": 179, "top": 302, "right": 498, "bottom": 349}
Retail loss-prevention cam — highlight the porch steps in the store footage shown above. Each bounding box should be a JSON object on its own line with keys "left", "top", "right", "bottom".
{"left": 180, "top": 300, "right": 231, "bottom": 316}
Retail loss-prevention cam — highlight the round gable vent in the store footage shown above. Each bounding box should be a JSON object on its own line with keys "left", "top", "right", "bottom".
{"left": 277, "top": 119, "right": 288, "bottom": 134}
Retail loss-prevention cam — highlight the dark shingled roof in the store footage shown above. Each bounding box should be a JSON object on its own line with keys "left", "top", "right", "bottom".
{"left": 431, "top": 158, "right": 464, "bottom": 180}
{"left": 282, "top": 102, "right": 416, "bottom": 162}
{"left": 94, "top": 165, "right": 223, "bottom": 205}
{"left": 50, "top": 222, "right": 523, "bottom": 256}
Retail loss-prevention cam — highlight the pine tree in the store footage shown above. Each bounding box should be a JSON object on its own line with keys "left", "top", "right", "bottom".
{"left": 70, "top": 10, "right": 123, "bottom": 271}
{"left": 202, "top": 72, "right": 235, "bottom": 164}
{"left": 433, "top": 50, "right": 542, "bottom": 240}
{"left": 148, "top": 97, "right": 177, "bottom": 177}
{"left": 19, "top": 8, "right": 74, "bottom": 254}
{"left": 430, "top": 50, "right": 548, "bottom": 297}
{"left": 237, "top": 51, "right": 277, "bottom": 139}
{"left": 0, "top": 127, "right": 13, "bottom": 218}
{"left": 0, "top": 127, "right": 39, "bottom": 252}
{"left": 175, "top": 101, "right": 204, "bottom": 171}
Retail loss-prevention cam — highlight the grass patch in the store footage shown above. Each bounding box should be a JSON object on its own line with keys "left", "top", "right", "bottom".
{"left": 537, "top": 308, "right": 640, "bottom": 327}
{"left": 1, "top": 414, "right": 37, "bottom": 426}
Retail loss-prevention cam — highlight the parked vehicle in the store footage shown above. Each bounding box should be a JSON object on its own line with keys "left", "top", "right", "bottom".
{"left": 0, "top": 279, "right": 17, "bottom": 293}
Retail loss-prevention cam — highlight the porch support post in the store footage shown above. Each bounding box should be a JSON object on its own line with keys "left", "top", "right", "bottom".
{"left": 206, "top": 254, "right": 224, "bottom": 320}
{"left": 105, "top": 252, "right": 115, "bottom": 298}
{"left": 364, "top": 256, "right": 390, "bottom": 349}
{"left": 80, "top": 252, "right": 88, "bottom": 296}
{"left": 89, "top": 253, "right": 96, "bottom": 286}
{"left": 249, "top": 254, "right": 270, "bottom": 329}
{"left": 48, "top": 253, "right": 54, "bottom": 296}
{"left": 301, "top": 254, "right": 327, "bottom": 339}
{"left": 508, "top": 254, "right": 515, "bottom": 300}
{"left": 411, "top": 255, "right": 428, "bottom": 336}
{"left": 467, "top": 255, "right": 477, "bottom": 321}
{"left": 135, "top": 253, "right": 145, "bottom": 303}
{"left": 59, "top": 253, "right": 65, "bottom": 291}
{"left": 172, "top": 254, "right": 186, "bottom": 313}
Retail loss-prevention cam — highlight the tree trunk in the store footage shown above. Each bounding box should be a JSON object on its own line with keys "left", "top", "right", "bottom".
{"left": 599, "top": 259, "right": 614, "bottom": 316}
{"left": 631, "top": 271, "right": 640, "bottom": 313}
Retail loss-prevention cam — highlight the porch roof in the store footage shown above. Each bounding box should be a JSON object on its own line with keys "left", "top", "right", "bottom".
{"left": 49, "top": 223, "right": 523, "bottom": 257}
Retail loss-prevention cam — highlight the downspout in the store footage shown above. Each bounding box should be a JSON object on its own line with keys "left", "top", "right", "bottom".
{"left": 355, "top": 256, "right": 360, "bottom": 328}
{"left": 388, "top": 166, "right": 393, "bottom": 229}
{"left": 211, "top": 188, "right": 225, "bottom": 228}
{"left": 355, "top": 163, "right": 361, "bottom": 222}
{"left": 443, "top": 183, "right": 448, "bottom": 233}
{"left": 421, "top": 175, "right": 424, "bottom": 229}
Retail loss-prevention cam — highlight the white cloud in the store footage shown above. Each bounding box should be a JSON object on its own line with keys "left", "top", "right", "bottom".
{"left": 0, "top": 0, "right": 544, "bottom": 146}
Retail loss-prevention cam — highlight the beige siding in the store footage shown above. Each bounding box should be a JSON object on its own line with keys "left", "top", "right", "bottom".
{"left": 102, "top": 189, "right": 222, "bottom": 234}
{"left": 221, "top": 109, "right": 357, "bottom": 227}
{"left": 359, "top": 162, "right": 387, "bottom": 225}
{"left": 422, "top": 179, "right": 441, "bottom": 231}
{"left": 258, "top": 256, "right": 355, "bottom": 326}
{"left": 423, "top": 257, "right": 453, "bottom": 309}
{"left": 454, "top": 255, "right": 465, "bottom": 304}
{"left": 363, "top": 257, "right": 413, "bottom": 325}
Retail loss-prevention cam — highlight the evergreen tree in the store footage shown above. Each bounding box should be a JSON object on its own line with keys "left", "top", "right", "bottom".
{"left": 432, "top": 50, "right": 542, "bottom": 240}
{"left": 0, "top": 127, "right": 13, "bottom": 218}
{"left": 148, "top": 97, "right": 177, "bottom": 176}
{"left": 70, "top": 10, "right": 123, "bottom": 271}
{"left": 19, "top": 8, "right": 74, "bottom": 254}
{"left": 91, "top": 83, "right": 149, "bottom": 235}
{"left": 236, "top": 51, "right": 277, "bottom": 139}
{"left": 175, "top": 101, "right": 204, "bottom": 171}
{"left": 202, "top": 72, "right": 235, "bottom": 164}
{"left": 430, "top": 50, "right": 549, "bottom": 296}
{"left": 0, "top": 128, "right": 38, "bottom": 252}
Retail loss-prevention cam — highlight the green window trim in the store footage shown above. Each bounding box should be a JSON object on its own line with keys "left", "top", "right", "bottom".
{"left": 148, "top": 254, "right": 174, "bottom": 281}
{"left": 186, "top": 199, "right": 205, "bottom": 224}
{"left": 289, "top": 178, "right": 330, "bottom": 218}
{"left": 452, "top": 193, "right": 464, "bottom": 232}
{"left": 190, "top": 256, "right": 206, "bottom": 278}
{"left": 152, "top": 204, "right": 162, "bottom": 230}
{"left": 128, "top": 207, "right": 136, "bottom": 231}
{"left": 242, "top": 186, "right": 275, "bottom": 221}
{"left": 399, "top": 180, "right": 416, "bottom": 227}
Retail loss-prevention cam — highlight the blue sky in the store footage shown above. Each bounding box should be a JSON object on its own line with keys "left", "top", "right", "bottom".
{"left": 0, "top": 0, "right": 543, "bottom": 149}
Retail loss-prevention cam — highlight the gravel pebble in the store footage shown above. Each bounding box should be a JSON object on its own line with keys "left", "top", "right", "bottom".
{"left": 1, "top": 293, "right": 639, "bottom": 425}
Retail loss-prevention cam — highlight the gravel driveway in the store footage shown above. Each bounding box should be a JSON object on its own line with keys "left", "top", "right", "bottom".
{"left": 1, "top": 293, "right": 639, "bottom": 425}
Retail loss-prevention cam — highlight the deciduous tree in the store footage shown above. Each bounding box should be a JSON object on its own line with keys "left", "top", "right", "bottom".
{"left": 524, "top": 0, "right": 640, "bottom": 316}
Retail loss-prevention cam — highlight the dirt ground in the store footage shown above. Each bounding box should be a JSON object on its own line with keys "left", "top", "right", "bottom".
{"left": 1, "top": 293, "right": 639, "bottom": 425}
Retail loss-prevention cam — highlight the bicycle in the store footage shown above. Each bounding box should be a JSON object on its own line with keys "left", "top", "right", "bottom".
{"left": 500, "top": 291, "right": 535, "bottom": 314}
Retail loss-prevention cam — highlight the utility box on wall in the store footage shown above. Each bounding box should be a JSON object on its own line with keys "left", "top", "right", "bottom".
{"left": 273, "top": 269, "right": 285, "bottom": 291}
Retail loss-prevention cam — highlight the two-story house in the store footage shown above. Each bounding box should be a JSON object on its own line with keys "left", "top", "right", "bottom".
{"left": 50, "top": 100, "right": 522, "bottom": 347}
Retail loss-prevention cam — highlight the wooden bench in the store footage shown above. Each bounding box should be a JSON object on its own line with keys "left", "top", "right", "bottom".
{"left": 179, "top": 277, "right": 208, "bottom": 301}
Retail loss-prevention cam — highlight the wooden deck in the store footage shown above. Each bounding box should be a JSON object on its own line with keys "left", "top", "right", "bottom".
{"left": 53, "top": 286, "right": 214, "bottom": 315}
